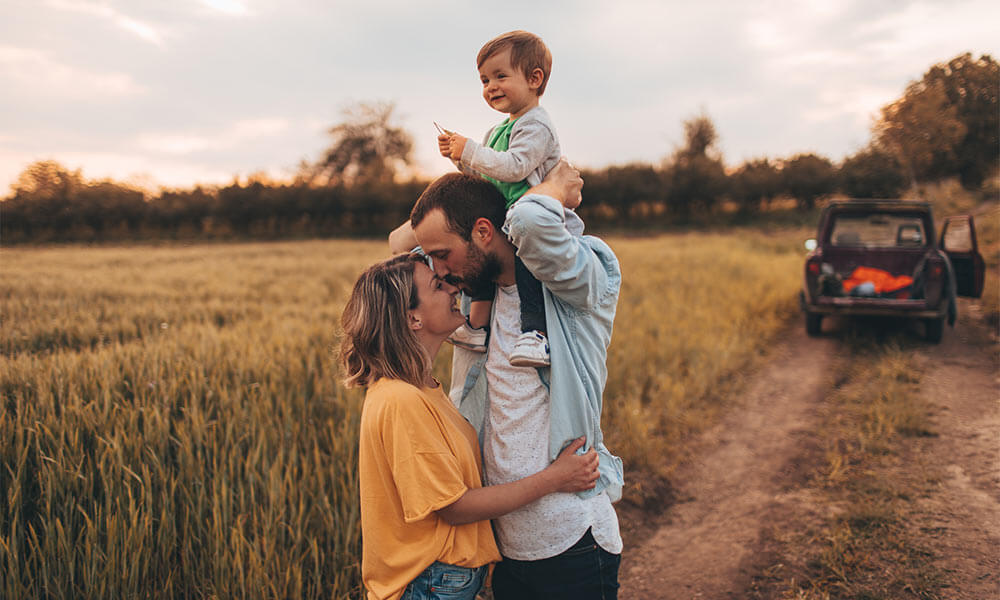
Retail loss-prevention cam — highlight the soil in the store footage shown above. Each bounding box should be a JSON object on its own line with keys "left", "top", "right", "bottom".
{"left": 619, "top": 300, "right": 1000, "bottom": 599}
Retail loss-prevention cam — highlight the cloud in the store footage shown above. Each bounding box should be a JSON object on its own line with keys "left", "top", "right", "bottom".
{"left": 197, "top": 0, "right": 253, "bottom": 17}
{"left": 45, "top": 0, "right": 165, "bottom": 46}
{"left": 0, "top": 46, "right": 146, "bottom": 98}
{"left": 136, "top": 118, "right": 289, "bottom": 155}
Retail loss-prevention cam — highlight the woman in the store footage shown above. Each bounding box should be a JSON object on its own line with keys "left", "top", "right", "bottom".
{"left": 340, "top": 253, "right": 598, "bottom": 600}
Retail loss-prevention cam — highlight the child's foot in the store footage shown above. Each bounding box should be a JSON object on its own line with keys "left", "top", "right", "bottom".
{"left": 447, "top": 323, "right": 487, "bottom": 353}
{"left": 509, "top": 331, "right": 550, "bottom": 367}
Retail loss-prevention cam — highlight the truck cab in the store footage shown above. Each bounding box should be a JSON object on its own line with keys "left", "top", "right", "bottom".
{"left": 801, "top": 200, "right": 984, "bottom": 342}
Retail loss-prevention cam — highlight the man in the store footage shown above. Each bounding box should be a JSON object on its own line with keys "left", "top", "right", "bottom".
{"left": 393, "top": 159, "right": 623, "bottom": 599}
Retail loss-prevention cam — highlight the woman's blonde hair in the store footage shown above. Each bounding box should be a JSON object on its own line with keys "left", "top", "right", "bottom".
{"left": 339, "top": 253, "right": 431, "bottom": 388}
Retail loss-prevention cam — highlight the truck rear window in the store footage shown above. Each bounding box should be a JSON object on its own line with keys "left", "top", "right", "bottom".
{"left": 829, "top": 214, "right": 926, "bottom": 248}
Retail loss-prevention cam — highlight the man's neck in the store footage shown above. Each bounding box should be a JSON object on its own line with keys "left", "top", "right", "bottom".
{"left": 495, "top": 241, "right": 517, "bottom": 287}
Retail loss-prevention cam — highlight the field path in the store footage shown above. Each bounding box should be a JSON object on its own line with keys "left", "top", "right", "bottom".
{"left": 908, "top": 302, "right": 1000, "bottom": 599}
{"left": 619, "top": 305, "right": 999, "bottom": 599}
{"left": 620, "top": 325, "right": 837, "bottom": 598}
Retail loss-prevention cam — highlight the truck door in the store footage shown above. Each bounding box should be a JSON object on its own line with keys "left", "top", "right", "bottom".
{"left": 940, "top": 215, "right": 985, "bottom": 298}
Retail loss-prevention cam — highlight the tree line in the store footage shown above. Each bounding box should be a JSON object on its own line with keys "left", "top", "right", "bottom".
{"left": 2, "top": 53, "right": 995, "bottom": 243}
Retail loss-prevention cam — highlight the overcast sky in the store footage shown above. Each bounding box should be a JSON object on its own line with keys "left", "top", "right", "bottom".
{"left": 1, "top": 0, "right": 997, "bottom": 194}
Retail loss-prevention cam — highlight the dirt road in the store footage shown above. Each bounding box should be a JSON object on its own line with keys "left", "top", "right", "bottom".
{"left": 620, "top": 304, "right": 999, "bottom": 599}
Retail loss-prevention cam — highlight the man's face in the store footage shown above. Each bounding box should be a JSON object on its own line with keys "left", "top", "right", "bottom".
{"left": 412, "top": 208, "right": 500, "bottom": 297}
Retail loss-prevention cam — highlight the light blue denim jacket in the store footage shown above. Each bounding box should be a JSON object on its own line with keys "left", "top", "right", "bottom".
{"left": 452, "top": 193, "right": 624, "bottom": 502}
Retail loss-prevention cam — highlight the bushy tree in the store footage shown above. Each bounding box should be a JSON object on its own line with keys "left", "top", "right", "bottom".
{"left": 874, "top": 53, "right": 998, "bottom": 188}
{"left": 729, "top": 158, "right": 780, "bottom": 214}
{"left": 664, "top": 115, "right": 727, "bottom": 218}
{"left": 309, "top": 102, "right": 413, "bottom": 187}
{"left": 780, "top": 153, "right": 836, "bottom": 210}
{"left": 580, "top": 163, "right": 663, "bottom": 223}
{"left": 839, "top": 146, "right": 908, "bottom": 199}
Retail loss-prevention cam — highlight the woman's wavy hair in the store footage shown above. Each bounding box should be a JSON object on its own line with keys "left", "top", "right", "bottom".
{"left": 339, "top": 253, "right": 430, "bottom": 388}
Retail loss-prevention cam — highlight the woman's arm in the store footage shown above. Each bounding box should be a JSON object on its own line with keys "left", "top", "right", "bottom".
{"left": 388, "top": 221, "right": 418, "bottom": 254}
{"left": 435, "top": 437, "right": 597, "bottom": 526}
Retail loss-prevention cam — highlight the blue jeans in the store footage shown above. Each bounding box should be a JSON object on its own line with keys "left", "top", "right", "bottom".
{"left": 492, "top": 528, "right": 621, "bottom": 600}
{"left": 401, "top": 561, "right": 487, "bottom": 600}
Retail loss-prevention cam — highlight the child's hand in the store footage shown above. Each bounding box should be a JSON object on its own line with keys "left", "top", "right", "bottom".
{"left": 437, "top": 134, "right": 452, "bottom": 158}
{"left": 444, "top": 135, "right": 467, "bottom": 161}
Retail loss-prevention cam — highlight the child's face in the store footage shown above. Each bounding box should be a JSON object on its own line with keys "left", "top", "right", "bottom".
{"left": 478, "top": 48, "right": 541, "bottom": 119}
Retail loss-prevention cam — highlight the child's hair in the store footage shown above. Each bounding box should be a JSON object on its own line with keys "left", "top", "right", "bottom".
{"left": 339, "top": 253, "right": 431, "bottom": 388}
{"left": 477, "top": 30, "right": 552, "bottom": 96}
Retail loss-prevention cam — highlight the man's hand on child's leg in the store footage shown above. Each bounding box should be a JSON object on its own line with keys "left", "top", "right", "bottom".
{"left": 527, "top": 157, "right": 584, "bottom": 206}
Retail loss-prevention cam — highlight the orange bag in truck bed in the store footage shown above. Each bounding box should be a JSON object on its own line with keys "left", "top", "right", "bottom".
{"left": 842, "top": 266, "right": 914, "bottom": 295}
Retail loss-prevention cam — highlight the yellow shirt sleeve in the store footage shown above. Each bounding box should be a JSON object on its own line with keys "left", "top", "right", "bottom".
{"left": 382, "top": 393, "right": 470, "bottom": 522}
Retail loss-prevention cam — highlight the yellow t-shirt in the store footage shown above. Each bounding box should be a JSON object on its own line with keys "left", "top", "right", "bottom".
{"left": 359, "top": 378, "right": 501, "bottom": 600}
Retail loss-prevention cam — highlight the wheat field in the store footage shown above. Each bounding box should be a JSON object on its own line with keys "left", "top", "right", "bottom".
{"left": 2, "top": 231, "right": 804, "bottom": 598}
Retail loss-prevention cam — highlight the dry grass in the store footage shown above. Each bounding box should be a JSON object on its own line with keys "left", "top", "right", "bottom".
{"left": 1, "top": 231, "right": 807, "bottom": 598}
{"left": 775, "top": 339, "right": 945, "bottom": 600}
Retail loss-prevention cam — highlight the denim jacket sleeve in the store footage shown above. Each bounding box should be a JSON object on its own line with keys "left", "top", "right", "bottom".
{"left": 504, "top": 194, "right": 611, "bottom": 311}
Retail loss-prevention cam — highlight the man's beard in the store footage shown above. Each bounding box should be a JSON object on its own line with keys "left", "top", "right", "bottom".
{"left": 444, "top": 242, "right": 501, "bottom": 300}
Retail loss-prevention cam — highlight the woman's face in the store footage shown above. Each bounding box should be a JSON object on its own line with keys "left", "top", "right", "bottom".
{"left": 410, "top": 262, "right": 465, "bottom": 338}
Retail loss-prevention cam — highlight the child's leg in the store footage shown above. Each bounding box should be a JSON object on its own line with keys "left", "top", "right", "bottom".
{"left": 515, "top": 256, "right": 546, "bottom": 334}
{"left": 509, "top": 256, "right": 550, "bottom": 367}
{"left": 468, "top": 300, "right": 492, "bottom": 330}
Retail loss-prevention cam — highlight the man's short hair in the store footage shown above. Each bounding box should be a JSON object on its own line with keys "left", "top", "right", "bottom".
{"left": 410, "top": 173, "right": 506, "bottom": 240}
{"left": 477, "top": 30, "right": 552, "bottom": 96}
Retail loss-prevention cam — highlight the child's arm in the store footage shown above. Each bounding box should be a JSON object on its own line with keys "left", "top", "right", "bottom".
{"left": 439, "top": 133, "right": 479, "bottom": 177}
{"left": 455, "top": 118, "right": 556, "bottom": 183}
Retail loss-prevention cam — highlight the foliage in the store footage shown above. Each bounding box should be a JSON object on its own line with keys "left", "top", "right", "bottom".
{"left": 730, "top": 158, "right": 781, "bottom": 214}
{"left": 874, "top": 53, "right": 999, "bottom": 189}
{"left": 2, "top": 232, "right": 805, "bottom": 596}
{"left": 780, "top": 153, "right": 837, "bottom": 210}
{"left": 4, "top": 53, "right": 995, "bottom": 244}
{"left": 664, "top": 114, "right": 728, "bottom": 217}
{"left": 308, "top": 102, "right": 414, "bottom": 187}
{"left": 839, "top": 145, "right": 908, "bottom": 199}
{"left": 578, "top": 163, "right": 664, "bottom": 224}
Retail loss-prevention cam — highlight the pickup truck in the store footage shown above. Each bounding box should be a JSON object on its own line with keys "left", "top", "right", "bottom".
{"left": 800, "top": 200, "right": 984, "bottom": 342}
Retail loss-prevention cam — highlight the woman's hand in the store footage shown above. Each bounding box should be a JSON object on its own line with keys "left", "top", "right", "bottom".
{"left": 547, "top": 436, "right": 599, "bottom": 493}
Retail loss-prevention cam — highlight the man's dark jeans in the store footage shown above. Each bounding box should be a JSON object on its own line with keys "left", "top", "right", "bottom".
{"left": 491, "top": 528, "right": 620, "bottom": 600}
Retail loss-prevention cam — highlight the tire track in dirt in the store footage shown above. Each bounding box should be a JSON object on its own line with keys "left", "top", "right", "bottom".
{"left": 907, "top": 301, "right": 1000, "bottom": 599}
{"left": 620, "top": 326, "right": 839, "bottom": 598}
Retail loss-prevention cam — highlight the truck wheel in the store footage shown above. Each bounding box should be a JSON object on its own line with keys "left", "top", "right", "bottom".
{"left": 805, "top": 312, "right": 823, "bottom": 336}
{"left": 925, "top": 317, "right": 944, "bottom": 343}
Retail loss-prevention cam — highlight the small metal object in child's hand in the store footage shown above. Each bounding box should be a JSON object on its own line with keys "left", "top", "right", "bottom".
{"left": 434, "top": 121, "right": 454, "bottom": 136}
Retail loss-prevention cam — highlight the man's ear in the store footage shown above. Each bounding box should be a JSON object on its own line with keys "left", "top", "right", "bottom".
{"left": 471, "top": 217, "right": 495, "bottom": 246}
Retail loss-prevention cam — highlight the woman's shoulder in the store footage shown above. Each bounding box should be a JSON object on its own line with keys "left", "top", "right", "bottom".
{"left": 365, "top": 378, "right": 441, "bottom": 417}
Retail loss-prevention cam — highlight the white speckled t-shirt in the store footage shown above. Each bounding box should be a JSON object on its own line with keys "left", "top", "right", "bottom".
{"left": 483, "top": 284, "right": 622, "bottom": 560}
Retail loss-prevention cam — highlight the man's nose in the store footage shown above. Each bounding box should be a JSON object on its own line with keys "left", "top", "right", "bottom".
{"left": 430, "top": 260, "right": 449, "bottom": 277}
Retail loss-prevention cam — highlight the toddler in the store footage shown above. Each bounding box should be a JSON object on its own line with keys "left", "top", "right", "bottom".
{"left": 440, "top": 30, "right": 583, "bottom": 368}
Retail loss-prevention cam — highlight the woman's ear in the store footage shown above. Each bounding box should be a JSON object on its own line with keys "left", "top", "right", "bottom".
{"left": 408, "top": 311, "right": 423, "bottom": 331}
